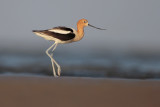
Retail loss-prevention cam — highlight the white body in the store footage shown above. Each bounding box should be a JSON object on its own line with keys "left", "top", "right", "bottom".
{"left": 33, "top": 28, "right": 78, "bottom": 44}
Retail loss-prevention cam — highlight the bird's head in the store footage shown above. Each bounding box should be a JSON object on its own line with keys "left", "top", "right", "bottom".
{"left": 77, "top": 19, "right": 89, "bottom": 27}
{"left": 77, "top": 19, "right": 106, "bottom": 30}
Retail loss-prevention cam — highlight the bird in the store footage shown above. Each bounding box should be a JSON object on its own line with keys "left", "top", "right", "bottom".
{"left": 32, "top": 19, "right": 106, "bottom": 77}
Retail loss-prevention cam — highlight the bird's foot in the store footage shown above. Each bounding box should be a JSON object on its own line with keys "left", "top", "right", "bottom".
{"left": 57, "top": 67, "right": 61, "bottom": 76}
{"left": 53, "top": 75, "right": 59, "bottom": 78}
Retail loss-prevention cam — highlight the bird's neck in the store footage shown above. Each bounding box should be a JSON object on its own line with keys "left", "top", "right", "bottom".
{"left": 77, "top": 25, "right": 84, "bottom": 40}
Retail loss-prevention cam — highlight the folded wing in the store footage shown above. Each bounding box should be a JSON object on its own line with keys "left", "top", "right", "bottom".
{"left": 33, "top": 26, "right": 75, "bottom": 41}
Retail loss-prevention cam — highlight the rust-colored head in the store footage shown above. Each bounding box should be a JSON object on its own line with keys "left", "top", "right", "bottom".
{"left": 77, "top": 19, "right": 88, "bottom": 27}
{"left": 77, "top": 19, "right": 106, "bottom": 30}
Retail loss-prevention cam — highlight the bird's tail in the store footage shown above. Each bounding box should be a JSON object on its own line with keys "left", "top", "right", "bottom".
{"left": 32, "top": 30, "right": 39, "bottom": 32}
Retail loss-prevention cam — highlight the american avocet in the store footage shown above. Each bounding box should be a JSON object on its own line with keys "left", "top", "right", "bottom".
{"left": 33, "top": 19, "right": 106, "bottom": 77}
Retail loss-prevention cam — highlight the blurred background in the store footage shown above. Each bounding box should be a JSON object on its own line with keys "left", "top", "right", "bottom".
{"left": 0, "top": 0, "right": 160, "bottom": 78}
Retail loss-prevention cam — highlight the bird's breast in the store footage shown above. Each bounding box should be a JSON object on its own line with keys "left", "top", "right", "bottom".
{"left": 72, "top": 29, "right": 84, "bottom": 42}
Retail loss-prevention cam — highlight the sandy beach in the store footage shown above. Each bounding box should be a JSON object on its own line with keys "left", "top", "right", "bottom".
{"left": 0, "top": 76, "right": 160, "bottom": 107}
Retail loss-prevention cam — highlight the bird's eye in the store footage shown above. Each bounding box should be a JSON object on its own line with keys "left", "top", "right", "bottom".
{"left": 84, "top": 21, "right": 87, "bottom": 23}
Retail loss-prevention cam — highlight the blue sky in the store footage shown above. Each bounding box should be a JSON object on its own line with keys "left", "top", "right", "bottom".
{"left": 0, "top": 0, "right": 160, "bottom": 54}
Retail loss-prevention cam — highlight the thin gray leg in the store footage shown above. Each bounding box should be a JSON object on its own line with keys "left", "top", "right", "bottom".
{"left": 50, "top": 44, "right": 61, "bottom": 76}
{"left": 45, "top": 43, "right": 57, "bottom": 77}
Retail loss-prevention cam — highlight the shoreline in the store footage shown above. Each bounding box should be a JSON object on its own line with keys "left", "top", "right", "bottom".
{"left": 0, "top": 75, "right": 160, "bottom": 107}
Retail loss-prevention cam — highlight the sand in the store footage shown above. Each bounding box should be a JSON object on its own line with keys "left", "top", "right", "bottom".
{"left": 0, "top": 75, "right": 160, "bottom": 107}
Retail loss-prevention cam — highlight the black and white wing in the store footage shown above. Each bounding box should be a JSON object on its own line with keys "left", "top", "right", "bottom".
{"left": 33, "top": 26, "right": 75, "bottom": 41}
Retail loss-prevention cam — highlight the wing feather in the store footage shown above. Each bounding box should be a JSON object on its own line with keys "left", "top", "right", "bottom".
{"left": 33, "top": 30, "right": 75, "bottom": 41}
{"left": 33, "top": 26, "right": 75, "bottom": 41}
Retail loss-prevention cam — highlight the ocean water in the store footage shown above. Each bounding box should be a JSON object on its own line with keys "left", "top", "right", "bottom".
{"left": 0, "top": 53, "right": 160, "bottom": 79}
